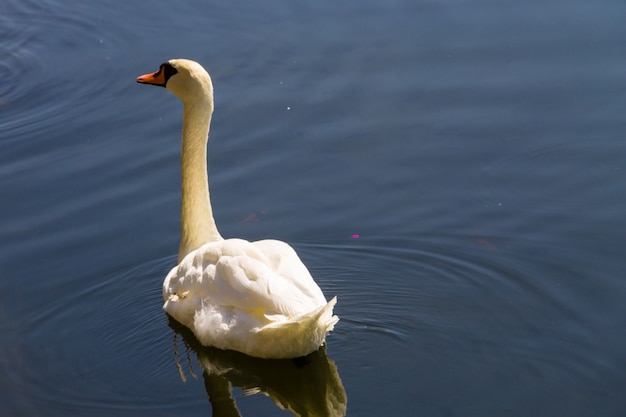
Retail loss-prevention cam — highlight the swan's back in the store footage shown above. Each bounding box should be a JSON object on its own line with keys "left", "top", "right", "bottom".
{"left": 163, "top": 238, "right": 338, "bottom": 358}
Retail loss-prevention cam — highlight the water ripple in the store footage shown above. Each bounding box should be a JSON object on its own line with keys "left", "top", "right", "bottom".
{"left": 4, "top": 255, "right": 173, "bottom": 412}
{"left": 301, "top": 233, "right": 624, "bottom": 385}
{"left": 0, "top": 0, "right": 134, "bottom": 150}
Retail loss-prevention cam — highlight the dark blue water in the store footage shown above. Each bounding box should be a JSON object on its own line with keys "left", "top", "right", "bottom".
{"left": 1, "top": 0, "right": 625, "bottom": 415}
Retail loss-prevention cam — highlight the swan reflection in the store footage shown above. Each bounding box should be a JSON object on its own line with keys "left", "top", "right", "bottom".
{"left": 169, "top": 319, "right": 347, "bottom": 417}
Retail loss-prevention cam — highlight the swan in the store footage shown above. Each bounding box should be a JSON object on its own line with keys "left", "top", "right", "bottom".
{"left": 136, "top": 59, "right": 338, "bottom": 359}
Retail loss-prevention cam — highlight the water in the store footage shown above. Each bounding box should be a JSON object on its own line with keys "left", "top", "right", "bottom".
{"left": 1, "top": 0, "right": 625, "bottom": 415}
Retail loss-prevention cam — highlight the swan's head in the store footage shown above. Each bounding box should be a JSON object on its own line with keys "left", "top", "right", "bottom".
{"left": 136, "top": 59, "right": 213, "bottom": 104}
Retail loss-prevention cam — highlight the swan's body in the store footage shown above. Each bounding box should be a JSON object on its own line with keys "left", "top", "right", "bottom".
{"left": 137, "top": 59, "right": 337, "bottom": 358}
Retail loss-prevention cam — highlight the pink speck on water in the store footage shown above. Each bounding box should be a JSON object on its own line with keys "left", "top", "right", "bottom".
{"left": 351, "top": 234, "right": 360, "bottom": 239}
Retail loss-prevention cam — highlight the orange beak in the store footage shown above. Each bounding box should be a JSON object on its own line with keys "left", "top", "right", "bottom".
{"left": 136, "top": 68, "right": 166, "bottom": 86}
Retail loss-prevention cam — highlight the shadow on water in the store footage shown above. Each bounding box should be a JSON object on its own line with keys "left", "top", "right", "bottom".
{"left": 167, "top": 318, "right": 347, "bottom": 417}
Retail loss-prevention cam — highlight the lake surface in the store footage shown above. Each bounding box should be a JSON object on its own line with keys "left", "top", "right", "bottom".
{"left": 1, "top": 0, "right": 625, "bottom": 415}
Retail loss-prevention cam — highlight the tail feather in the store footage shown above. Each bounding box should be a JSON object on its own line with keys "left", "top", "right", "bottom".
{"left": 253, "top": 297, "right": 338, "bottom": 358}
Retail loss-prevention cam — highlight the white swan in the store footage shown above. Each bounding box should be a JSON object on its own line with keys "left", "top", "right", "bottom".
{"left": 136, "top": 59, "right": 338, "bottom": 359}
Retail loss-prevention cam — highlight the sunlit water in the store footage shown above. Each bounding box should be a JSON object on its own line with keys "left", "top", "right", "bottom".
{"left": 1, "top": 0, "right": 625, "bottom": 415}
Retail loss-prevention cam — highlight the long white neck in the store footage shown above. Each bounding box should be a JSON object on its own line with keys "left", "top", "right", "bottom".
{"left": 178, "top": 99, "right": 222, "bottom": 261}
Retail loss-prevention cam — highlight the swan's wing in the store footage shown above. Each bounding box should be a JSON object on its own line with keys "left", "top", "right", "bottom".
{"left": 212, "top": 239, "right": 326, "bottom": 317}
{"left": 164, "top": 238, "right": 327, "bottom": 322}
{"left": 251, "top": 239, "right": 327, "bottom": 302}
